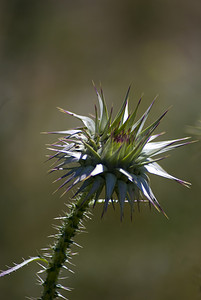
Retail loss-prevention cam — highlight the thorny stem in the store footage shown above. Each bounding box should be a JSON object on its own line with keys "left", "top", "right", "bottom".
{"left": 40, "top": 192, "right": 91, "bottom": 300}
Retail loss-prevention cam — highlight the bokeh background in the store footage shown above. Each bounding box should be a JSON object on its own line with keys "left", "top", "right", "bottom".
{"left": 0, "top": 1, "right": 201, "bottom": 299}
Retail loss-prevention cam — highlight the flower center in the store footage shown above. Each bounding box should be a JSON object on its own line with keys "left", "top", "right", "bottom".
{"left": 113, "top": 130, "right": 133, "bottom": 144}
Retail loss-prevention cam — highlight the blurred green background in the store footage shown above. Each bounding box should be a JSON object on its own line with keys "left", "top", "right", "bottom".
{"left": 0, "top": 1, "right": 201, "bottom": 299}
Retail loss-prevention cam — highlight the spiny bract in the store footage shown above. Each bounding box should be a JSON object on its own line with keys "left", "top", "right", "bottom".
{"left": 47, "top": 85, "right": 191, "bottom": 219}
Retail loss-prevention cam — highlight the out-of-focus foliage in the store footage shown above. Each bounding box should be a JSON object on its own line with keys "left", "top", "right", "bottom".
{"left": 0, "top": 1, "right": 200, "bottom": 299}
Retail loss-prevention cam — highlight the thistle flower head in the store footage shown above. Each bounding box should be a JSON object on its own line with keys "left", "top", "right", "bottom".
{"left": 47, "top": 85, "right": 191, "bottom": 219}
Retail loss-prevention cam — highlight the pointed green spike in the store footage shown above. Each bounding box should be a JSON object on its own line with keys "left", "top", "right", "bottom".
{"left": 123, "top": 110, "right": 168, "bottom": 165}
{"left": 94, "top": 104, "right": 99, "bottom": 135}
{"left": 93, "top": 82, "right": 109, "bottom": 132}
{"left": 121, "top": 129, "right": 151, "bottom": 165}
{"left": 82, "top": 176, "right": 104, "bottom": 204}
{"left": 115, "top": 96, "right": 142, "bottom": 135}
{"left": 145, "top": 161, "right": 191, "bottom": 187}
{"left": 82, "top": 141, "right": 101, "bottom": 161}
{"left": 124, "top": 96, "right": 142, "bottom": 130}
{"left": 100, "top": 136, "right": 113, "bottom": 159}
{"left": 109, "top": 143, "right": 124, "bottom": 163}
{"left": 116, "top": 141, "right": 128, "bottom": 162}
{"left": 73, "top": 178, "right": 93, "bottom": 198}
{"left": 100, "top": 83, "right": 109, "bottom": 122}
{"left": 135, "top": 155, "right": 168, "bottom": 167}
{"left": 111, "top": 86, "right": 131, "bottom": 129}
{"left": 133, "top": 174, "right": 167, "bottom": 217}
{"left": 100, "top": 107, "right": 113, "bottom": 141}
{"left": 82, "top": 129, "right": 99, "bottom": 151}
{"left": 136, "top": 109, "right": 168, "bottom": 142}
{"left": 127, "top": 182, "right": 139, "bottom": 203}
{"left": 117, "top": 180, "right": 127, "bottom": 219}
{"left": 122, "top": 100, "right": 129, "bottom": 124}
{"left": 145, "top": 137, "right": 192, "bottom": 157}
{"left": 64, "top": 166, "right": 94, "bottom": 194}
{"left": 127, "top": 183, "right": 138, "bottom": 219}
{"left": 131, "top": 97, "right": 157, "bottom": 135}
{"left": 105, "top": 173, "right": 117, "bottom": 201}
{"left": 94, "top": 181, "right": 104, "bottom": 207}
{"left": 57, "top": 107, "right": 95, "bottom": 135}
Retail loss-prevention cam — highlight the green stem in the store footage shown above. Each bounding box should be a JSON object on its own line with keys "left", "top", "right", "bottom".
{"left": 41, "top": 193, "right": 90, "bottom": 300}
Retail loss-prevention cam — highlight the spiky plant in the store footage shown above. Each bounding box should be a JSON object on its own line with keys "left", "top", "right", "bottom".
{"left": 0, "top": 85, "right": 192, "bottom": 300}
{"left": 48, "top": 85, "right": 190, "bottom": 219}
